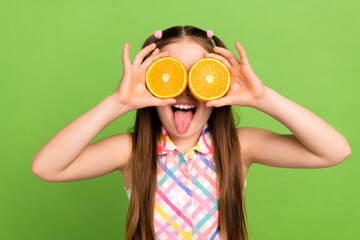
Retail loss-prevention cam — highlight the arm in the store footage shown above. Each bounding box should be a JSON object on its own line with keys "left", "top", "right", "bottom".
{"left": 237, "top": 87, "right": 351, "bottom": 168}
{"left": 31, "top": 42, "right": 176, "bottom": 182}
{"left": 31, "top": 94, "right": 131, "bottom": 182}
{"left": 204, "top": 42, "right": 351, "bottom": 168}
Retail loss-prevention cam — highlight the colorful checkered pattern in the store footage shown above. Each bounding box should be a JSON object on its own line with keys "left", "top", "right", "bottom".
{"left": 124, "top": 122, "right": 247, "bottom": 239}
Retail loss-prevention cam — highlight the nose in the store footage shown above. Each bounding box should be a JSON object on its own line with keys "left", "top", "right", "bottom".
{"left": 180, "top": 87, "right": 191, "bottom": 97}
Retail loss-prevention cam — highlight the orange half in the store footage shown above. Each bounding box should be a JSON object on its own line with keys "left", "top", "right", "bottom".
{"left": 145, "top": 57, "right": 187, "bottom": 98}
{"left": 188, "top": 58, "right": 230, "bottom": 101}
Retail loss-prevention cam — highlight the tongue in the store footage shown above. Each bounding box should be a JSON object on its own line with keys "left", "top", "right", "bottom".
{"left": 174, "top": 110, "right": 193, "bottom": 134}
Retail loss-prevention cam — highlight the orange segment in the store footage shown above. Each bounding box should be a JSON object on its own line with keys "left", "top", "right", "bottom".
{"left": 146, "top": 57, "right": 187, "bottom": 98}
{"left": 188, "top": 58, "right": 230, "bottom": 101}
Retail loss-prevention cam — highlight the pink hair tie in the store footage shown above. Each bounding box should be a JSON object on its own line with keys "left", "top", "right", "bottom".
{"left": 207, "top": 30, "right": 214, "bottom": 39}
{"left": 154, "top": 30, "right": 162, "bottom": 39}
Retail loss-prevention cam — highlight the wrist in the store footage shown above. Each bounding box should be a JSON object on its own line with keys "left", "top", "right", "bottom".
{"left": 251, "top": 86, "right": 275, "bottom": 110}
{"left": 106, "top": 93, "right": 133, "bottom": 119}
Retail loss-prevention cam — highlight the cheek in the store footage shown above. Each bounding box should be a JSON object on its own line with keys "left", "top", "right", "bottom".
{"left": 207, "top": 108, "right": 213, "bottom": 117}
{"left": 156, "top": 106, "right": 165, "bottom": 114}
{"left": 200, "top": 106, "right": 213, "bottom": 119}
{"left": 156, "top": 106, "right": 171, "bottom": 121}
{"left": 155, "top": 107, "right": 164, "bottom": 120}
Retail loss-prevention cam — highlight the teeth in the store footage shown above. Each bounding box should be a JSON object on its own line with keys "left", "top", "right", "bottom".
{"left": 173, "top": 104, "right": 195, "bottom": 110}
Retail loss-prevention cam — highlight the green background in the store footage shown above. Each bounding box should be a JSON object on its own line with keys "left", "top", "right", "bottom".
{"left": 1, "top": 0, "right": 359, "bottom": 239}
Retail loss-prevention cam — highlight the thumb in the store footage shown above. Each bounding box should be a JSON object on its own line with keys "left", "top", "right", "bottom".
{"left": 151, "top": 97, "right": 176, "bottom": 107}
{"left": 206, "top": 97, "right": 232, "bottom": 107}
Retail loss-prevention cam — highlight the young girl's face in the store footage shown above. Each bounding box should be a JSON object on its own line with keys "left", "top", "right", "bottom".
{"left": 155, "top": 39, "right": 213, "bottom": 138}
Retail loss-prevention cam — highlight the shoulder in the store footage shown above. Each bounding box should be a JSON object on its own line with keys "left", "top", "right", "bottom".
{"left": 104, "top": 132, "right": 133, "bottom": 172}
{"left": 105, "top": 132, "right": 133, "bottom": 149}
{"left": 235, "top": 127, "right": 253, "bottom": 161}
{"left": 236, "top": 126, "right": 281, "bottom": 165}
{"left": 236, "top": 127, "right": 266, "bottom": 179}
{"left": 236, "top": 126, "right": 271, "bottom": 166}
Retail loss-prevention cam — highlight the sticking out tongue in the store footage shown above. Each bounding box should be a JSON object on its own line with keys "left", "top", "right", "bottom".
{"left": 174, "top": 110, "right": 194, "bottom": 134}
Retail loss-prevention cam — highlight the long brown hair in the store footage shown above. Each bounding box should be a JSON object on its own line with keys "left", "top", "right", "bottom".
{"left": 125, "top": 25, "right": 249, "bottom": 240}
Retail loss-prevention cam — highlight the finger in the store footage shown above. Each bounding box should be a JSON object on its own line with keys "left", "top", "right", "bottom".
{"left": 142, "top": 47, "right": 160, "bottom": 64}
{"left": 133, "top": 43, "right": 157, "bottom": 66}
{"left": 206, "top": 96, "right": 233, "bottom": 107}
{"left": 235, "top": 42, "right": 250, "bottom": 65}
{"left": 141, "top": 51, "right": 170, "bottom": 70}
{"left": 151, "top": 97, "right": 177, "bottom": 106}
{"left": 203, "top": 53, "right": 232, "bottom": 68}
{"left": 212, "top": 46, "right": 240, "bottom": 66}
{"left": 122, "top": 42, "right": 131, "bottom": 69}
{"left": 150, "top": 47, "right": 160, "bottom": 56}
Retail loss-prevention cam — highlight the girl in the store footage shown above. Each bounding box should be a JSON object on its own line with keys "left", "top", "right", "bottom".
{"left": 31, "top": 25, "right": 351, "bottom": 240}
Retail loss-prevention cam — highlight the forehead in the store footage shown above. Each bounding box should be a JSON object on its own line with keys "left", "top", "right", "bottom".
{"left": 161, "top": 41, "right": 209, "bottom": 71}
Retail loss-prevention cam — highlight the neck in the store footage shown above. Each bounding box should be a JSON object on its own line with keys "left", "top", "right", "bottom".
{"left": 167, "top": 129, "right": 202, "bottom": 153}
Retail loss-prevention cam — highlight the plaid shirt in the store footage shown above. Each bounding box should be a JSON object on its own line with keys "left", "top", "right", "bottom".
{"left": 125, "top": 122, "right": 246, "bottom": 239}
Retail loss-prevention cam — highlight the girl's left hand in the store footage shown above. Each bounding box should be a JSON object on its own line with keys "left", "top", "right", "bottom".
{"left": 203, "top": 42, "right": 267, "bottom": 108}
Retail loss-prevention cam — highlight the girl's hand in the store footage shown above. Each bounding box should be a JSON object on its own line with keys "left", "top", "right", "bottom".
{"left": 203, "top": 42, "right": 267, "bottom": 108}
{"left": 113, "top": 42, "right": 176, "bottom": 112}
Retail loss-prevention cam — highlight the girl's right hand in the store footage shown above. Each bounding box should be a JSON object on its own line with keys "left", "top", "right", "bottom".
{"left": 113, "top": 42, "right": 176, "bottom": 112}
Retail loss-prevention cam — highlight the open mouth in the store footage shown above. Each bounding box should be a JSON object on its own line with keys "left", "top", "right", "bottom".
{"left": 171, "top": 105, "right": 197, "bottom": 114}
{"left": 170, "top": 104, "right": 198, "bottom": 134}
